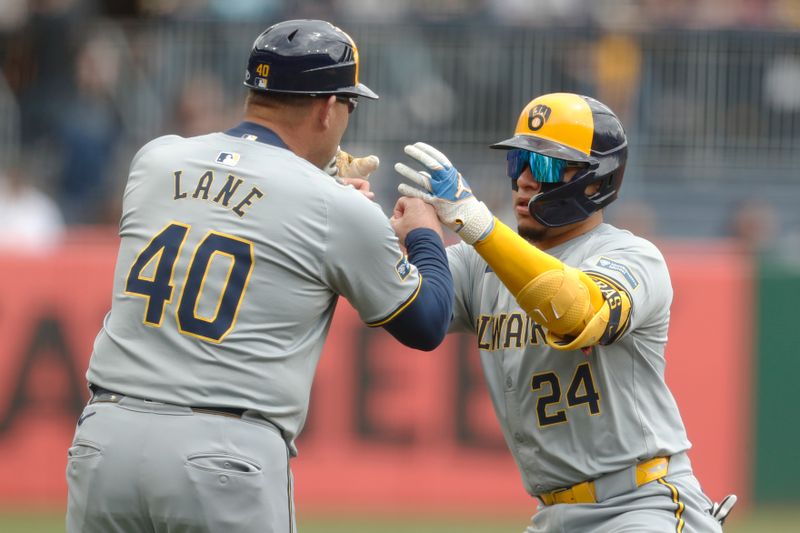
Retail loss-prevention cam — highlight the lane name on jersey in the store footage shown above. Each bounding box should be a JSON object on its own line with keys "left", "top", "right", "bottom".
{"left": 173, "top": 169, "right": 264, "bottom": 218}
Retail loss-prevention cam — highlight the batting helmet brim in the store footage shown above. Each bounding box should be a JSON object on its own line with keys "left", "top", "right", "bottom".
{"left": 490, "top": 135, "right": 594, "bottom": 165}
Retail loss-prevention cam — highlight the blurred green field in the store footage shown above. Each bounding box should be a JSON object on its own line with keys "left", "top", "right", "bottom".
{"left": 3, "top": 507, "right": 800, "bottom": 532}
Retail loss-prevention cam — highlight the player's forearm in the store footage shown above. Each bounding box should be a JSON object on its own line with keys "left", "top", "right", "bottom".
{"left": 382, "top": 228, "right": 453, "bottom": 351}
{"left": 472, "top": 220, "right": 632, "bottom": 349}
{"left": 474, "top": 219, "right": 605, "bottom": 311}
{"left": 471, "top": 218, "right": 627, "bottom": 345}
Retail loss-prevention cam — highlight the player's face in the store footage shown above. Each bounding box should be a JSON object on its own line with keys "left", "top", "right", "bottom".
{"left": 512, "top": 166, "right": 581, "bottom": 245}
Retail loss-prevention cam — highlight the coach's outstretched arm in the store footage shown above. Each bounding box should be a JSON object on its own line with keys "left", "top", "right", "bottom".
{"left": 395, "top": 142, "right": 630, "bottom": 351}
{"left": 375, "top": 198, "right": 453, "bottom": 351}
{"left": 382, "top": 242, "right": 453, "bottom": 349}
{"left": 321, "top": 149, "right": 452, "bottom": 352}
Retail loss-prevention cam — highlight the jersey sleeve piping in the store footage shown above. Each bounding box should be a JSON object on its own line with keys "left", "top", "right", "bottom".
{"left": 365, "top": 275, "right": 423, "bottom": 327}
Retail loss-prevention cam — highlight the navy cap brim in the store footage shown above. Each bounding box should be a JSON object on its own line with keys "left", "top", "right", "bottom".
{"left": 341, "top": 82, "right": 378, "bottom": 99}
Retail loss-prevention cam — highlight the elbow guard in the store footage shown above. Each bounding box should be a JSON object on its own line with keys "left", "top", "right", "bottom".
{"left": 516, "top": 267, "right": 631, "bottom": 351}
{"left": 516, "top": 266, "right": 593, "bottom": 337}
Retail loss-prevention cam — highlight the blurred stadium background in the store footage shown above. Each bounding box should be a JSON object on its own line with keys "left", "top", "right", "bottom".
{"left": 0, "top": 0, "right": 799, "bottom": 532}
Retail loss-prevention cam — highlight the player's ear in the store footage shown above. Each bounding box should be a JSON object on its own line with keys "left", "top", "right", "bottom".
{"left": 316, "top": 95, "right": 337, "bottom": 130}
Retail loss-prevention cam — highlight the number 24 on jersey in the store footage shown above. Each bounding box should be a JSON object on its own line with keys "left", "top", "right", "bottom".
{"left": 531, "top": 362, "right": 601, "bottom": 427}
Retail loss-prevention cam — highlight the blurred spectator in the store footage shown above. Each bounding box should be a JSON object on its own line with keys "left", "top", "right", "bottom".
{"left": 0, "top": 0, "right": 27, "bottom": 31}
{"left": 136, "top": 0, "right": 206, "bottom": 19}
{"left": 3, "top": 0, "right": 91, "bottom": 146}
{"left": 283, "top": 0, "right": 336, "bottom": 20}
{"left": 55, "top": 29, "right": 124, "bottom": 225}
{"left": 729, "top": 198, "right": 780, "bottom": 255}
{"left": 171, "top": 72, "right": 235, "bottom": 137}
{"left": 772, "top": 0, "right": 800, "bottom": 29}
{"left": 594, "top": 33, "right": 641, "bottom": 125}
{"left": 333, "top": 0, "right": 410, "bottom": 22}
{"left": 488, "top": 0, "right": 588, "bottom": 27}
{"left": 206, "top": 0, "right": 285, "bottom": 21}
{"left": 0, "top": 164, "right": 64, "bottom": 251}
{"left": 607, "top": 200, "right": 658, "bottom": 242}
{"left": 134, "top": 0, "right": 285, "bottom": 20}
{"left": 764, "top": 55, "right": 800, "bottom": 112}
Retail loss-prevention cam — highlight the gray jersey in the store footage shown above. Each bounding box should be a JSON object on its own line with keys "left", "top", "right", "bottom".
{"left": 88, "top": 131, "right": 420, "bottom": 453}
{"left": 447, "top": 223, "right": 690, "bottom": 495}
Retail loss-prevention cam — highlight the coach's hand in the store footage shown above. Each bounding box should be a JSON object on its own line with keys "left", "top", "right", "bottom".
{"left": 395, "top": 142, "right": 494, "bottom": 245}
{"left": 325, "top": 148, "right": 379, "bottom": 200}
{"left": 337, "top": 150, "right": 380, "bottom": 180}
{"left": 390, "top": 196, "right": 444, "bottom": 249}
{"left": 325, "top": 147, "right": 380, "bottom": 179}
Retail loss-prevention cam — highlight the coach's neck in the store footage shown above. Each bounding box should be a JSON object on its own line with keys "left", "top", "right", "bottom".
{"left": 244, "top": 92, "right": 343, "bottom": 170}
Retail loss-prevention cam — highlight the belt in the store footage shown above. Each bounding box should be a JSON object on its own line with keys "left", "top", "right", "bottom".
{"left": 89, "top": 384, "right": 247, "bottom": 419}
{"left": 538, "top": 456, "right": 670, "bottom": 506}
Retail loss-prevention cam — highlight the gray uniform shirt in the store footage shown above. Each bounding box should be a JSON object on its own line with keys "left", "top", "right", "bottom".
{"left": 447, "top": 223, "right": 691, "bottom": 495}
{"left": 88, "top": 130, "right": 420, "bottom": 454}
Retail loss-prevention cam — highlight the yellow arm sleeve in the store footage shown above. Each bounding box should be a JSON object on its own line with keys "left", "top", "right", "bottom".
{"left": 473, "top": 219, "right": 604, "bottom": 311}
{"left": 473, "top": 219, "right": 630, "bottom": 349}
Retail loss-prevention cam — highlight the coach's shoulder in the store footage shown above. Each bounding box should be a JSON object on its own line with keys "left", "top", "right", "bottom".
{"left": 130, "top": 134, "right": 185, "bottom": 167}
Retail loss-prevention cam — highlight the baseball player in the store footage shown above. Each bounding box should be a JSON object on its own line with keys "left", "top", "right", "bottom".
{"left": 394, "top": 93, "right": 736, "bottom": 532}
{"left": 66, "top": 20, "right": 454, "bottom": 533}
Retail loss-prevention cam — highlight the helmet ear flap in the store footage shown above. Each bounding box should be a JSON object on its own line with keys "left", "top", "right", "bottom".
{"left": 528, "top": 162, "right": 622, "bottom": 227}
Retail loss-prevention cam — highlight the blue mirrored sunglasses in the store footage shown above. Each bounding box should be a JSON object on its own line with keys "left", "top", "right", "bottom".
{"left": 506, "top": 149, "right": 570, "bottom": 183}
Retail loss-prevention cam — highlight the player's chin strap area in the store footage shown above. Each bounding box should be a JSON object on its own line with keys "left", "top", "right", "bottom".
{"left": 528, "top": 160, "right": 623, "bottom": 228}
{"left": 528, "top": 170, "right": 601, "bottom": 228}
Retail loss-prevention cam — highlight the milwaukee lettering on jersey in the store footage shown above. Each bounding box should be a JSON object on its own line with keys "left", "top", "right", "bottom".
{"left": 475, "top": 312, "right": 547, "bottom": 351}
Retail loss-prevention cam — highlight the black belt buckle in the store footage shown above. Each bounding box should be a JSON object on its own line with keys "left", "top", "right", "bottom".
{"left": 89, "top": 384, "right": 123, "bottom": 404}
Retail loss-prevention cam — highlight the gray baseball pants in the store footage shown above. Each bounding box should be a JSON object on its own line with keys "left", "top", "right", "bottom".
{"left": 66, "top": 391, "right": 295, "bottom": 533}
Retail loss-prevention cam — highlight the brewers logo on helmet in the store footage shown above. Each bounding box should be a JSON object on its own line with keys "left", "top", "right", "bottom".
{"left": 492, "top": 93, "right": 627, "bottom": 227}
{"left": 244, "top": 19, "right": 378, "bottom": 99}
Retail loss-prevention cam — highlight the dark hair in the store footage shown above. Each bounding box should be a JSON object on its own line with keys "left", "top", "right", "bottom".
{"left": 246, "top": 89, "right": 319, "bottom": 109}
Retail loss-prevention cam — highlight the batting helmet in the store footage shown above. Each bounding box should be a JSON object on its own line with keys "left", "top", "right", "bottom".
{"left": 244, "top": 19, "right": 378, "bottom": 99}
{"left": 491, "top": 93, "right": 627, "bottom": 227}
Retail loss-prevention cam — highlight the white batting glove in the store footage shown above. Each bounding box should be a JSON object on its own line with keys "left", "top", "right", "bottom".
{"left": 710, "top": 494, "right": 737, "bottom": 525}
{"left": 394, "top": 142, "right": 494, "bottom": 245}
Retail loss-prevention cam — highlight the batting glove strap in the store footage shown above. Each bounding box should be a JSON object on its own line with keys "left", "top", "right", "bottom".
{"left": 710, "top": 494, "right": 737, "bottom": 525}
{"left": 452, "top": 200, "right": 495, "bottom": 244}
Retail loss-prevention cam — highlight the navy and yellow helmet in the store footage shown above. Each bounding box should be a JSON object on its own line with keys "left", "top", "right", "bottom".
{"left": 244, "top": 19, "right": 378, "bottom": 99}
{"left": 492, "top": 93, "right": 627, "bottom": 227}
